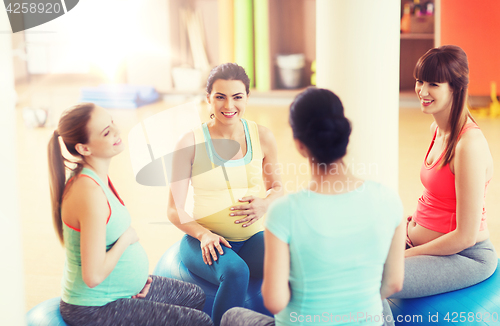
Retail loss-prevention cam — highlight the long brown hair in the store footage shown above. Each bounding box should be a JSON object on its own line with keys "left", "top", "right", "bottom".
{"left": 48, "top": 103, "right": 95, "bottom": 245}
{"left": 413, "top": 45, "right": 475, "bottom": 168}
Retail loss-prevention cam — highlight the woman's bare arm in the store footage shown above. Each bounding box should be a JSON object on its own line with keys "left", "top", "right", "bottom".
{"left": 262, "top": 229, "right": 290, "bottom": 314}
{"left": 67, "top": 178, "right": 138, "bottom": 288}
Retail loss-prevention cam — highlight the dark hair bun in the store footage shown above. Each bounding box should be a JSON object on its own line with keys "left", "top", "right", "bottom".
{"left": 290, "top": 87, "right": 351, "bottom": 164}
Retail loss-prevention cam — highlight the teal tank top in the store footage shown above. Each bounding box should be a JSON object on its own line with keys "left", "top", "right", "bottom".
{"left": 61, "top": 168, "right": 149, "bottom": 306}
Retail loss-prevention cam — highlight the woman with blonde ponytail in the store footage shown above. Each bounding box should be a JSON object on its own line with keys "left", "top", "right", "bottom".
{"left": 48, "top": 108, "right": 89, "bottom": 245}
{"left": 48, "top": 130, "right": 65, "bottom": 244}
{"left": 48, "top": 103, "right": 213, "bottom": 326}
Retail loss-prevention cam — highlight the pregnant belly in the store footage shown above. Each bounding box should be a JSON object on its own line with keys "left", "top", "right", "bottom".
{"left": 113, "top": 242, "right": 150, "bottom": 296}
{"left": 196, "top": 206, "right": 264, "bottom": 241}
{"left": 407, "top": 218, "right": 445, "bottom": 246}
{"left": 408, "top": 218, "right": 490, "bottom": 246}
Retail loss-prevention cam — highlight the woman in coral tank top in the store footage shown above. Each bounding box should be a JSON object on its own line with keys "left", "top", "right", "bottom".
{"left": 392, "top": 45, "right": 497, "bottom": 299}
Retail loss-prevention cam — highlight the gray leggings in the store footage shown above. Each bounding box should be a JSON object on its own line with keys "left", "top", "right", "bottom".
{"left": 220, "top": 300, "right": 394, "bottom": 326}
{"left": 60, "top": 275, "right": 213, "bottom": 326}
{"left": 391, "top": 238, "right": 498, "bottom": 299}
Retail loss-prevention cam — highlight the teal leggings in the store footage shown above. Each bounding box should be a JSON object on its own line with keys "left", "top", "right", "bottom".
{"left": 179, "top": 231, "right": 265, "bottom": 326}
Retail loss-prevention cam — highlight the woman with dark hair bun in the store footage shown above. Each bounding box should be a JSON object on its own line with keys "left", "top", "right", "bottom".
{"left": 167, "top": 63, "right": 283, "bottom": 325}
{"left": 221, "top": 87, "right": 406, "bottom": 326}
{"left": 392, "top": 45, "right": 497, "bottom": 299}
{"left": 48, "top": 104, "right": 213, "bottom": 325}
{"left": 288, "top": 88, "right": 351, "bottom": 165}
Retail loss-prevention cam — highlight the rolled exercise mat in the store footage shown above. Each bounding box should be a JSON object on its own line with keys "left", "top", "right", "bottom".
{"left": 80, "top": 85, "right": 159, "bottom": 109}
{"left": 218, "top": 0, "right": 234, "bottom": 64}
{"left": 234, "top": 0, "right": 254, "bottom": 87}
{"left": 254, "top": 0, "right": 271, "bottom": 91}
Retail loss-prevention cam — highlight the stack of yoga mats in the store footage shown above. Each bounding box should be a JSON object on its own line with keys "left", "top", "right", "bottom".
{"left": 234, "top": 0, "right": 254, "bottom": 88}
{"left": 226, "top": 0, "right": 270, "bottom": 91}
{"left": 80, "top": 84, "right": 159, "bottom": 109}
{"left": 253, "top": 0, "right": 271, "bottom": 91}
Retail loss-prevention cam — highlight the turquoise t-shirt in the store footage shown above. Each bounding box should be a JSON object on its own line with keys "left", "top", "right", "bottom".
{"left": 61, "top": 168, "right": 149, "bottom": 306}
{"left": 265, "top": 181, "right": 402, "bottom": 326}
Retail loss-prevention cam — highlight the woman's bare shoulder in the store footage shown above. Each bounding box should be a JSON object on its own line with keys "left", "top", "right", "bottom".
{"left": 177, "top": 130, "right": 196, "bottom": 147}
{"left": 257, "top": 124, "right": 276, "bottom": 144}
{"left": 173, "top": 130, "right": 196, "bottom": 164}
{"left": 257, "top": 124, "right": 277, "bottom": 155}
{"left": 64, "top": 175, "right": 107, "bottom": 207}
{"left": 430, "top": 121, "right": 437, "bottom": 135}
{"left": 457, "top": 127, "right": 490, "bottom": 154}
{"left": 455, "top": 128, "right": 493, "bottom": 175}
{"left": 62, "top": 174, "right": 108, "bottom": 224}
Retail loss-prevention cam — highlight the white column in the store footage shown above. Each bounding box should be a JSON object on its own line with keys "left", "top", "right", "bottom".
{"left": 434, "top": 0, "right": 441, "bottom": 47}
{"left": 126, "top": 0, "right": 172, "bottom": 91}
{"left": 0, "top": 9, "right": 26, "bottom": 326}
{"left": 316, "top": 0, "right": 400, "bottom": 190}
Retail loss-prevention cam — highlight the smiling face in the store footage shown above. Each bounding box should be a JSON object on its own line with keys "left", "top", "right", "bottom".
{"left": 415, "top": 79, "right": 454, "bottom": 116}
{"left": 207, "top": 79, "right": 249, "bottom": 124}
{"left": 79, "top": 106, "right": 124, "bottom": 158}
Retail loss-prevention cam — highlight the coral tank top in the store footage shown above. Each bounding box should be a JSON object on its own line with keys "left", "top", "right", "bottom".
{"left": 412, "top": 123, "right": 489, "bottom": 234}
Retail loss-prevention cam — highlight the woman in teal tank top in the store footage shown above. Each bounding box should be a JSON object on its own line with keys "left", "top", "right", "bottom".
{"left": 221, "top": 88, "right": 406, "bottom": 326}
{"left": 48, "top": 103, "right": 213, "bottom": 325}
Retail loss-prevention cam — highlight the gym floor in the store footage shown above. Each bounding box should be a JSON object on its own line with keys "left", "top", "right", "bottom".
{"left": 16, "top": 78, "right": 500, "bottom": 311}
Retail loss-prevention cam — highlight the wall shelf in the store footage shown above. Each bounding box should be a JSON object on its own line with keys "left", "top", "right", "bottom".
{"left": 399, "top": 0, "right": 437, "bottom": 91}
{"left": 400, "top": 33, "right": 434, "bottom": 40}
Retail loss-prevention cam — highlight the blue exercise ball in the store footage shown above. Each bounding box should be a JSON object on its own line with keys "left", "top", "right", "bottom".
{"left": 388, "top": 259, "right": 500, "bottom": 326}
{"left": 26, "top": 297, "right": 68, "bottom": 326}
{"left": 154, "top": 240, "right": 271, "bottom": 317}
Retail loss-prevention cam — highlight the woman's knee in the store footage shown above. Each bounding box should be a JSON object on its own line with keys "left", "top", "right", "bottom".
{"left": 190, "top": 283, "right": 207, "bottom": 309}
{"left": 481, "top": 254, "right": 498, "bottom": 281}
{"left": 221, "top": 307, "right": 274, "bottom": 326}
{"left": 221, "top": 307, "right": 250, "bottom": 326}
{"left": 460, "top": 243, "right": 498, "bottom": 281}
{"left": 190, "top": 308, "right": 214, "bottom": 326}
{"left": 179, "top": 235, "right": 204, "bottom": 267}
{"left": 180, "top": 234, "right": 199, "bottom": 253}
{"left": 219, "top": 258, "right": 250, "bottom": 283}
{"left": 165, "top": 304, "right": 214, "bottom": 326}
{"left": 170, "top": 277, "right": 207, "bottom": 308}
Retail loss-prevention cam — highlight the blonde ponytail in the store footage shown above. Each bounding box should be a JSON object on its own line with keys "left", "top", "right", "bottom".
{"left": 47, "top": 130, "right": 65, "bottom": 245}
{"left": 47, "top": 103, "right": 95, "bottom": 245}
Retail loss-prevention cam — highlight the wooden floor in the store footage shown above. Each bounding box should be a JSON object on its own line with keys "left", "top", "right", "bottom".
{"left": 17, "top": 79, "right": 500, "bottom": 311}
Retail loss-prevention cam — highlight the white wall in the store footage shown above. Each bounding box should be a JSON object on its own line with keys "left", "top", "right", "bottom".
{"left": 126, "top": 0, "right": 172, "bottom": 91}
{"left": 316, "top": 0, "right": 401, "bottom": 190}
{"left": 0, "top": 8, "right": 26, "bottom": 326}
{"left": 22, "top": 0, "right": 172, "bottom": 91}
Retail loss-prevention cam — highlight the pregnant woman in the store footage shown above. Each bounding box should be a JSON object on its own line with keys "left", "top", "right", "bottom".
{"left": 49, "top": 103, "right": 213, "bottom": 325}
{"left": 221, "top": 87, "right": 406, "bottom": 326}
{"left": 167, "top": 63, "right": 283, "bottom": 325}
{"left": 394, "top": 45, "right": 497, "bottom": 299}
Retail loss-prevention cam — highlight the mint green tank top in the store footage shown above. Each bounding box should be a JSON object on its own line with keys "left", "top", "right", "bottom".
{"left": 61, "top": 168, "right": 149, "bottom": 306}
